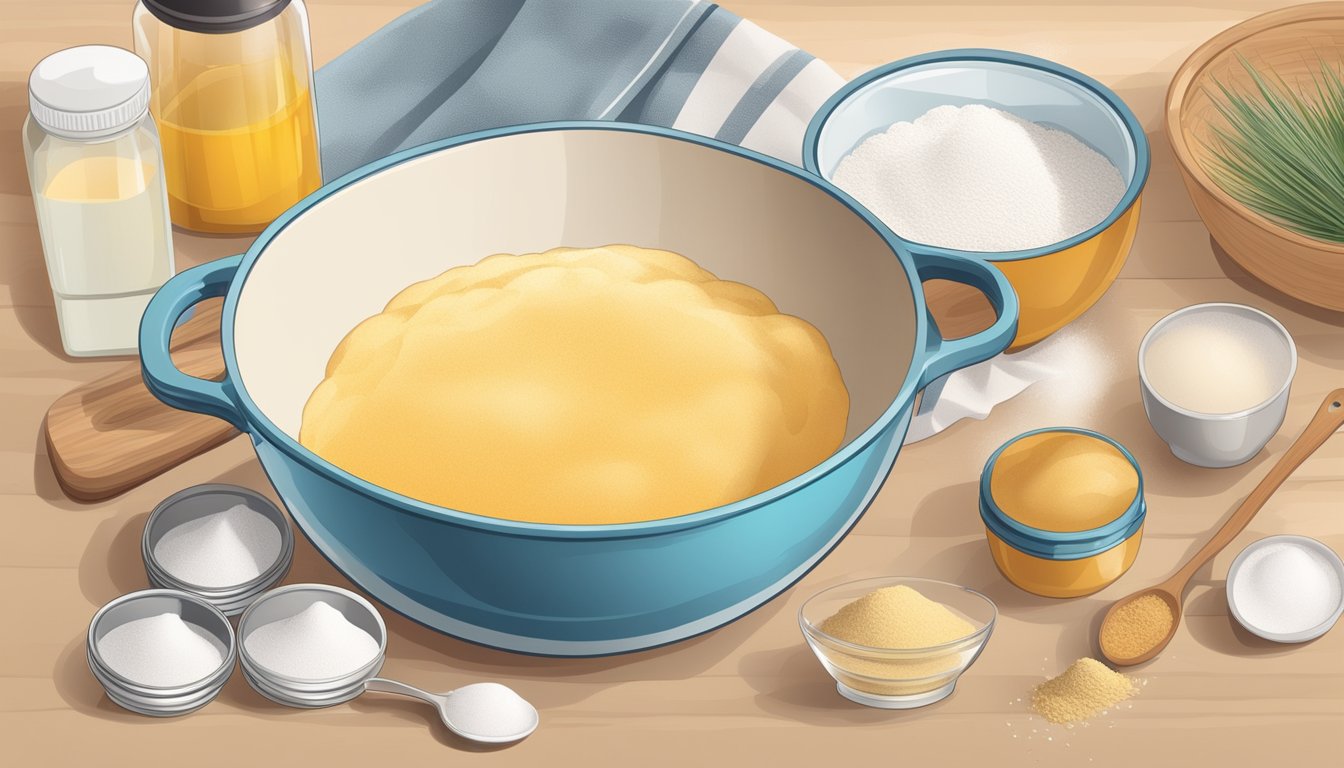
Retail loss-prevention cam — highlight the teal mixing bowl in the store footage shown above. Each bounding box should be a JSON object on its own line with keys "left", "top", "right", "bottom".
{"left": 140, "top": 122, "right": 1017, "bottom": 655}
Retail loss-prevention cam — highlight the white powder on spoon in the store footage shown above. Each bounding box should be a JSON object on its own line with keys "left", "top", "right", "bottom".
{"left": 442, "top": 682, "right": 538, "bottom": 740}
{"left": 154, "top": 503, "right": 282, "bottom": 588}
{"left": 97, "top": 612, "right": 225, "bottom": 687}
{"left": 1232, "top": 542, "right": 1342, "bottom": 635}
{"left": 245, "top": 601, "right": 380, "bottom": 679}
{"left": 832, "top": 104, "right": 1126, "bottom": 252}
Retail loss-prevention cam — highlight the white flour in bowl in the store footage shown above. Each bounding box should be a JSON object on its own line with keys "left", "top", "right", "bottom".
{"left": 832, "top": 104, "right": 1126, "bottom": 252}
{"left": 154, "top": 503, "right": 282, "bottom": 588}
{"left": 244, "top": 600, "right": 379, "bottom": 680}
{"left": 97, "top": 612, "right": 225, "bottom": 687}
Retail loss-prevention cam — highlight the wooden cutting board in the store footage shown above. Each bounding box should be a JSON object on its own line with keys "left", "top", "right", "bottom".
{"left": 40, "top": 283, "right": 993, "bottom": 503}
{"left": 43, "top": 299, "right": 238, "bottom": 502}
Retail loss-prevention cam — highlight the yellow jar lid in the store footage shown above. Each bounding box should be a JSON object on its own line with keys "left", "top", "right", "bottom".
{"left": 988, "top": 430, "right": 1140, "bottom": 533}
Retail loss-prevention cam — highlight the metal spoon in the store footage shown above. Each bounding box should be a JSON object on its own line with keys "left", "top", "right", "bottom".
{"left": 364, "top": 678, "right": 539, "bottom": 744}
{"left": 1099, "top": 389, "right": 1344, "bottom": 666}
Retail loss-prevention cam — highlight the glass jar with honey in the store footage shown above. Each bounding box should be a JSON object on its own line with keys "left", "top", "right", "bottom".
{"left": 132, "top": 0, "right": 322, "bottom": 234}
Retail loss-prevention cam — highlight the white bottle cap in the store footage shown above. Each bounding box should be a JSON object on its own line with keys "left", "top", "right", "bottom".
{"left": 29, "top": 46, "right": 151, "bottom": 139}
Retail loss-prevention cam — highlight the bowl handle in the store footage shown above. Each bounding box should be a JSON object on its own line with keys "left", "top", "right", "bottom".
{"left": 908, "top": 248, "right": 1019, "bottom": 390}
{"left": 139, "top": 255, "right": 249, "bottom": 432}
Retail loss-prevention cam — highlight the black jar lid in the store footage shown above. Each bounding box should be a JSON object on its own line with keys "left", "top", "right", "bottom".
{"left": 140, "top": 0, "right": 294, "bottom": 34}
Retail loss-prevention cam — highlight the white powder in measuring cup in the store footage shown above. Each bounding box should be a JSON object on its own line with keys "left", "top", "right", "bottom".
{"left": 832, "top": 104, "right": 1126, "bottom": 252}
{"left": 244, "top": 601, "right": 379, "bottom": 679}
{"left": 97, "top": 612, "right": 225, "bottom": 687}
{"left": 154, "top": 503, "right": 282, "bottom": 588}
{"left": 1233, "top": 542, "right": 1342, "bottom": 634}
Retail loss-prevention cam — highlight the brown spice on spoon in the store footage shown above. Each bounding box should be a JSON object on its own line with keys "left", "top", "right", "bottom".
{"left": 1099, "top": 594, "right": 1174, "bottom": 660}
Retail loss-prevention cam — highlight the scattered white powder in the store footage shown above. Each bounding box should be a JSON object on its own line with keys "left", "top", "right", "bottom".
{"left": 97, "top": 612, "right": 225, "bottom": 687}
{"left": 244, "top": 600, "right": 379, "bottom": 680}
{"left": 832, "top": 104, "right": 1126, "bottom": 252}
{"left": 442, "top": 682, "right": 538, "bottom": 740}
{"left": 154, "top": 503, "right": 282, "bottom": 588}
{"left": 1232, "top": 542, "right": 1342, "bottom": 635}
{"left": 1143, "top": 311, "right": 1290, "bottom": 414}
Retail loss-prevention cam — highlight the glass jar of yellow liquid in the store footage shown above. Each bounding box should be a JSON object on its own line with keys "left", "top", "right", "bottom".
{"left": 24, "top": 46, "right": 175, "bottom": 357}
{"left": 132, "top": 0, "right": 322, "bottom": 234}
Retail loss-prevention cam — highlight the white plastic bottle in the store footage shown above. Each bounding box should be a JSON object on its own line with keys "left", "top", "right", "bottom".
{"left": 23, "top": 45, "right": 175, "bottom": 357}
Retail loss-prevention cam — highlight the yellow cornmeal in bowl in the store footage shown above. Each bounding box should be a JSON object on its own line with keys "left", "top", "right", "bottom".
{"left": 816, "top": 585, "right": 980, "bottom": 696}
{"left": 1031, "top": 657, "right": 1138, "bottom": 724}
{"left": 299, "top": 244, "right": 849, "bottom": 525}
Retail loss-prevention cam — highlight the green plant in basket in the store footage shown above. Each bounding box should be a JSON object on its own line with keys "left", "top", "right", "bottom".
{"left": 1203, "top": 54, "right": 1344, "bottom": 244}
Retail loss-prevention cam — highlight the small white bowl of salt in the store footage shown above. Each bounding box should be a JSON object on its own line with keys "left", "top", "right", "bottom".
{"left": 87, "top": 589, "right": 237, "bottom": 716}
{"left": 1227, "top": 535, "right": 1344, "bottom": 644}
{"left": 142, "top": 484, "right": 294, "bottom": 615}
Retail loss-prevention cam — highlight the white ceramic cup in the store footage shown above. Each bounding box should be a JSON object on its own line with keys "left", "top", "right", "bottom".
{"left": 1138, "top": 303, "right": 1296, "bottom": 468}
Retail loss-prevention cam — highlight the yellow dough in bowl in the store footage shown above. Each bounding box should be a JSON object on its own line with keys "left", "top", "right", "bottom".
{"left": 299, "top": 245, "right": 849, "bottom": 525}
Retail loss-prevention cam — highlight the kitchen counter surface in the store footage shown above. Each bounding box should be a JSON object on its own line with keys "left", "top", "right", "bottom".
{"left": 1, "top": 1, "right": 1340, "bottom": 765}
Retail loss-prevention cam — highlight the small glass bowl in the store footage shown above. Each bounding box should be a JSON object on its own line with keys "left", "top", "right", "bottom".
{"left": 87, "top": 589, "right": 237, "bottom": 716}
{"left": 237, "top": 584, "right": 387, "bottom": 708}
{"left": 142, "top": 484, "right": 295, "bottom": 616}
{"left": 798, "top": 577, "right": 996, "bottom": 709}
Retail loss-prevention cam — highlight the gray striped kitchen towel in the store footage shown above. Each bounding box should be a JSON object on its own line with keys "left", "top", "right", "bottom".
{"left": 316, "top": 0, "right": 844, "bottom": 178}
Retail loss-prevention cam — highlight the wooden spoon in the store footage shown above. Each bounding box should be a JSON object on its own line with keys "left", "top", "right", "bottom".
{"left": 1099, "top": 388, "right": 1344, "bottom": 666}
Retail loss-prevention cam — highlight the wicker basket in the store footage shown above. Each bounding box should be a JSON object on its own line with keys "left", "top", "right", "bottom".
{"left": 1167, "top": 2, "right": 1344, "bottom": 311}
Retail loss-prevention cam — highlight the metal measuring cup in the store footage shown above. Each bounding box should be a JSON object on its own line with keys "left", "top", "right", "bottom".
{"left": 236, "top": 584, "right": 387, "bottom": 707}
{"left": 142, "top": 484, "right": 295, "bottom": 616}
{"left": 238, "top": 583, "right": 539, "bottom": 742}
{"left": 87, "top": 589, "right": 237, "bottom": 716}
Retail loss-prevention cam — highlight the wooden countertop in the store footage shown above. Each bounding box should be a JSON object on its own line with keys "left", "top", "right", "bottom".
{"left": 2, "top": 1, "right": 1340, "bottom": 765}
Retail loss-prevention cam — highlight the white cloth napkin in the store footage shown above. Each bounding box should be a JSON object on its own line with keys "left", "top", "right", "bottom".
{"left": 904, "top": 317, "right": 1116, "bottom": 444}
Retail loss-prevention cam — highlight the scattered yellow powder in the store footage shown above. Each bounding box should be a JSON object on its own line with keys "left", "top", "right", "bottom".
{"left": 1031, "top": 657, "right": 1137, "bottom": 724}
{"left": 1100, "top": 594, "right": 1174, "bottom": 660}
{"left": 820, "top": 585, "right": 976, "bottom": 648}
{"left": 814, "top": 585, "right": 980, "bottom": 696}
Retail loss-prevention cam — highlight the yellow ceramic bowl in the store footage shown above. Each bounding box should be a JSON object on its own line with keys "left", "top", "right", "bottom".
{"left": 989, "top": 201, "right": 1142, "bottom": 349}
{"left": 805, "top": 49, "right": 1150, "bottom": 350}
{"left": 979, "top": 428, "right": 1146, "bottom": 598}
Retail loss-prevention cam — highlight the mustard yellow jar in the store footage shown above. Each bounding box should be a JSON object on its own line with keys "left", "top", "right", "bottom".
{"left": 979, "top": 428, "right": 1145, "bottom": 598}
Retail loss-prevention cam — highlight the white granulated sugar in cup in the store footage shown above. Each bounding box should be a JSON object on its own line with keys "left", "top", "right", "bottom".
{"left": 245, "top": 600, "right": 379, "bottom": 680}
{"left": 154, "top": 503, "right": 282, "bottom": 588}
{"left": 832, "top": 104, "right": 1126, "bottom": 252}
{"left": 1233, "top": 542, "right": 1343, "bottom": 634}
{"left": 98, "top": 612, "right": 225, "bottom": 687}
